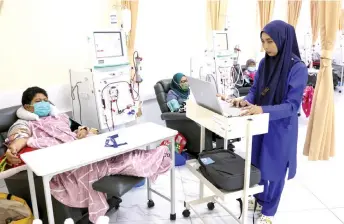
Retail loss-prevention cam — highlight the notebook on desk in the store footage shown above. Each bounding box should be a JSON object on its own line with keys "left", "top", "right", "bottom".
{"left": 187, "top": 77, "right": 241, "bottom": 117}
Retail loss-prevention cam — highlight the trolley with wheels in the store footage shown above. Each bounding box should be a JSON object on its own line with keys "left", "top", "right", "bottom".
{"left": 182, "top": 100, "right": 269, "bottom": 224}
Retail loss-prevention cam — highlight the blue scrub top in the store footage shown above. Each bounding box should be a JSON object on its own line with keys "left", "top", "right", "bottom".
{"left": 245, "top": 58, "right": 308, "bottom": 181}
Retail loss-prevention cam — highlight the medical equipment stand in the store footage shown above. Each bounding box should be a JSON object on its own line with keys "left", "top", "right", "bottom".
{"left": 339, "top": 36, "right": 344, "bottom": 93}
{"left": 182, "top": 100, "right": 269, "bottom": 224}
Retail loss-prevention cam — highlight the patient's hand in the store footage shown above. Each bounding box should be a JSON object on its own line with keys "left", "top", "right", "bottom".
{"left": 89, "top": 128, "right": 98, "bottom": 135}
{"left": 77, "top": 129, "right": 88, "bottom": 139}
{"left": 8, "top": 138, "right": 27, "bottom": 154}
{"left": 6, "top": 149, "right": 21, "bottom": 165}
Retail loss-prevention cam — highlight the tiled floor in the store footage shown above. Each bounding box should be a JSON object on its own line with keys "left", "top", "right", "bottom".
{"left": 106, "top": 92, "right": 344, "bottom": 224}
{"left": 1, "top": 93, "right": 344, "bottom": 224}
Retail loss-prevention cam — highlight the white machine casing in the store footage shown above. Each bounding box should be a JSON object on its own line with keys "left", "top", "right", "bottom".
{"left": 212, "top": 31, "right": 232, "bottom": 58}
{"left": 70, "top": 30, "right": 138, "bottom": 132}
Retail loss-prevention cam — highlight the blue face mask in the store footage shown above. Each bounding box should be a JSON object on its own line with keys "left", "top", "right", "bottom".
{"left": 247, "top": 66, "right": 256, "bottom": 72}
{"left": 33, "top": 101, "right": 51, "bottom": 117}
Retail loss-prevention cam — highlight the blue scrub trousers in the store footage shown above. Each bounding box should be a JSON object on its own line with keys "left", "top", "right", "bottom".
{"left": 254, "top": 179, "right": 286, "bottom": 216}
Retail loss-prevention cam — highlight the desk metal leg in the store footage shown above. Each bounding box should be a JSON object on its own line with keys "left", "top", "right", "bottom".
{"left": 199, "top": 126, "right": 205, "bottom": 199}
{"left": 43, "top": 176, "right": 55, "bottom": 224}
{"left": 146, "top": 145, "right": 153, "bottom": 205}
{"left": 224, "top": 138, "right": 228, "bottom": 150}
{"left": 170, "top": 137, "right": 176, "bottom": 220}
{"left": 242, "top": 119, "right": 253, "bottom": 224}
{"left": 340, "top": 66, "right": 344, "bottom": 93}
{"left": 27, "top": 169, "right": 39, "bottom": 219}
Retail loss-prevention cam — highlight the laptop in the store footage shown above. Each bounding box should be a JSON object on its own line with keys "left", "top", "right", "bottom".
{"left": 187, "top": 77, "right": 242, "bottom": 117}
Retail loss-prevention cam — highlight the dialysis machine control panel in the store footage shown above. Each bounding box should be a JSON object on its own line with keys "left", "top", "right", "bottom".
{"left": 70, "top": 30, "right": 141, "bottom": 132}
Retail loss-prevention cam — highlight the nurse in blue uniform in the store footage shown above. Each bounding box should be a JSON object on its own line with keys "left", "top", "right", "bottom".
{"left": 231, "top": 21, "right": 308, "bottom": 224}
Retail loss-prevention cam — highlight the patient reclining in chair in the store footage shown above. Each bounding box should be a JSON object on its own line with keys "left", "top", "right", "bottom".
{"left": 4, "top": 87, "right": 172, "bottom": 223}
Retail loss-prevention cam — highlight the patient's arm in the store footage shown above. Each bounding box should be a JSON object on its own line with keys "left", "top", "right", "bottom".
{"left": 5, "top": 120, "right": 31, "bottom": 165}
{"left": 6, "top": 120, "right": 31, "bottom": 153}
{"left": 8, "top": 138, "right": 28, "bottom": 153}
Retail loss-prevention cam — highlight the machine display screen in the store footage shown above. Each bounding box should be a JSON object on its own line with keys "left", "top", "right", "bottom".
{"left": 215, "top": 33, "right": 228, "bottom": 51}
{"left": 93, "top": 32, "right": 124, "bottom": 59}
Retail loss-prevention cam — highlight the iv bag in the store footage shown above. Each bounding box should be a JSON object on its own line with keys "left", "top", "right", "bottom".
{"left": 110, "top": 10, "right": 119, "bottom": 27}
{"left": 122, "top": 9, "right": 131, "bottom": 33}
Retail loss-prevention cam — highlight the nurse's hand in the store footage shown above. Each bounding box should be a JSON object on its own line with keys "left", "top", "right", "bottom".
{"left": 230, "top": 98, "right": 251, "bottom": 108}
{"left": 216, "top": 94, "right": 226, "bottom": 101}
{"left": 240, "top": 105, "right": 263, "bottom": 116}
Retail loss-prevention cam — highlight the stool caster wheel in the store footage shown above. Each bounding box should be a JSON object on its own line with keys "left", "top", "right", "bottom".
{"left": 170, "top": 213, "right": 176, "bottom": 220}
{"left": 207, "top": 202, "right": 215, "bottom": 210}
{"left": 298, "top": 113, "right": 301, "bottom": 117}
{"left": 182, "top": 209, "right": 190, "bottom": 218}
{"left": 147, "top": 200, "right": 155, "bottom": 208}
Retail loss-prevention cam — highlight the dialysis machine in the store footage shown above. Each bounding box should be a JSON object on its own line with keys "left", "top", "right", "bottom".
{"left": 70, "top": 30, "right": 141, "bottom": 132}
{"left": 301, "top": 31, "right": 312, "bottom": 66}
{"left": 191, "top": 31, "right": 242, "bottom": 98}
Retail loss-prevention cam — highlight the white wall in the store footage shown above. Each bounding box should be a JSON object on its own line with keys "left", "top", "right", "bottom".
{"left": 0, "top": 0, "right": 109, "bottom": 91}
{"left": 135, "top": 0, "right": 207, "bottom": 99}
{"left": 0, "top": 0, "right": 207, "bottom": 109}
{"left": 0, "top": 0, "right": 111, "bottom": 111}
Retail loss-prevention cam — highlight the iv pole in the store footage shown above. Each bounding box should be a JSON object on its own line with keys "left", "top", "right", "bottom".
{"left": 339, "top": 31, "right": 344, "bottom": 93}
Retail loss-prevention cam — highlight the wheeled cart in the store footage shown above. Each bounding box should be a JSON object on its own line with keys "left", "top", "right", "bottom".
{"left": 183, "top": 100, "right": 270, "bottom": 224}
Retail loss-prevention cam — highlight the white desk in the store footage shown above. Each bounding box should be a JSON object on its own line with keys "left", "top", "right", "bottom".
{"left": 21, "top": 122, "right": 178, "bottom": 224}
{"left": 184, "top": 100, "right": 269, "bottom": 224}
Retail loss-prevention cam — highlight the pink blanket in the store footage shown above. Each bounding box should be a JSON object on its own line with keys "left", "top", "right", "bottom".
{"left": 27, "top": 114, "right": 172, "bottom": 223}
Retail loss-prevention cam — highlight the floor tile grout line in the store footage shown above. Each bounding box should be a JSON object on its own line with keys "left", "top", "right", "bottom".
{"left": 299, "top": 181, "right": 344, "bottom": 224}
{"left": 278, "top": 207, "right": 339, "bottom": 213}
{"left": 179, "top": 167, "right": 194, "bottom": 224}
{"left": 179, "top": 167, "right": 245, "bottom": 223}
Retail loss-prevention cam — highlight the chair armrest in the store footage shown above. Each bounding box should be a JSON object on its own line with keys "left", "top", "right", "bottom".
{"left": 69, "top": 118, "right": 82, "bottom": 132}
{"left": 161, "top": 112, "right": 190, "bottom": 121}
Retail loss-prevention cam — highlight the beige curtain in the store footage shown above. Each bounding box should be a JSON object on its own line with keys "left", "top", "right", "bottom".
{"left": 108, "top": 0, "right": 139, "bottom": 77}
{"left": 310, "top": 0, "right": 319, "bottom": 45}
{"left": 258, "top": 0, "right": 275, "bottom": 30}
{"left": 121, "top": 0, "right": 139, "bottom": 67}
{"left": 303, "top": 1, "right": 341, "bottom": 161}
{"left": 0, "top": 0, "right": 3, "bottom": 15}
{"left": 207, "top": 0, "right": 228, "bottom": 30}
{"left": 339, "top": 9, "right": 344, "bottom": 31}
{"left": 206, "top": 0, "right": 228, "bottom": 44}
{"left": 287, "top": 0, "right": 302, "bottom": 28}
{"left": 258, "top": 0, "right": 275, "bottom": 51}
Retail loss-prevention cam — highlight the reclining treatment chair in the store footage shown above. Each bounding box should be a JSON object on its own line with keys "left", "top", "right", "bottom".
{"left": 0, "top": 106, "right": 145, "bottom": 224}
{"left": 154, "top": 79, "right": 213, "bottom": 156}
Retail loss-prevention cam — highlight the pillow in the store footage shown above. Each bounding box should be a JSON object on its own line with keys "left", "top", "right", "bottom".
{"left": 16, "top": 105, "right": 60, "bottom": 121}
